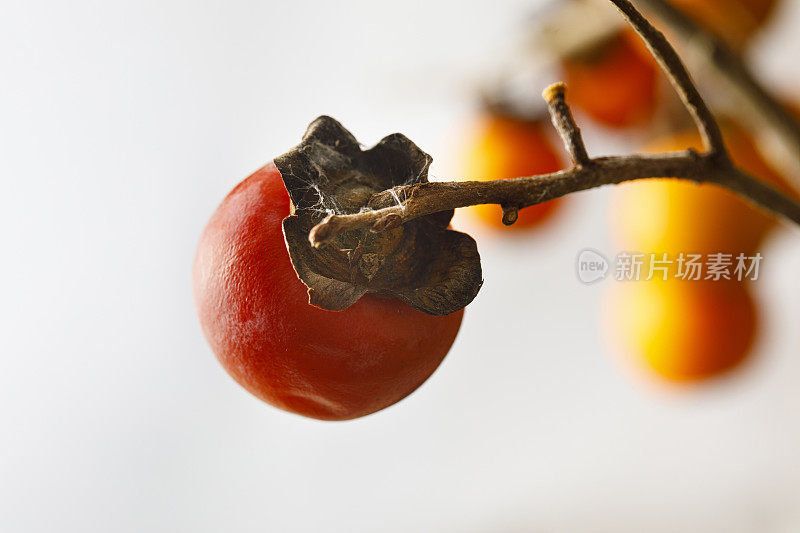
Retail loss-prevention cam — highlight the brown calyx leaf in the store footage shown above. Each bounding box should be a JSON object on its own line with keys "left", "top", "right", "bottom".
{"left": 275, "top": 116, "right": 483, "bottom": 316}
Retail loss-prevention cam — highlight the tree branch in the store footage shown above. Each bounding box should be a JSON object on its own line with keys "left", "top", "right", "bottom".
{"left": 307, "top": 0, "right": 800, "bottom": 248}
{"left": 605, "top": 0, "right": 726, "bottom": 156}
{"left": 635, "top": 0, "right": 800, "bottom": 182}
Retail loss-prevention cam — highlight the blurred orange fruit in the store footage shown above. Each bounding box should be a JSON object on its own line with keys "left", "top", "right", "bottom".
{"left": 606, "top": 278, "right": 757, "bottom": 382}
{"left": 462, "top": 113, "right": 565, "bottom": 229}
{"left": 605, "top": 124, "right": 784, "bottom": 385}
{"left": 610, "top": 125, "right": 787, "bottom": 256}
{"left": 561, "top": 29, "right": 658, "bottom": 128}
{"left": 668, "top": 0, "right": 779, "bottom": 46}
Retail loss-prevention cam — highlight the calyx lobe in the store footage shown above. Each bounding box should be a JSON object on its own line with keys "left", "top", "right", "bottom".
{"left": 275, "top": 115, "right": 482, "bottom": 316}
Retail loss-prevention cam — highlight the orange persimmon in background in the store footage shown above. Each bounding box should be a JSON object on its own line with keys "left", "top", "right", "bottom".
{"left": 668, "top": 0, "right": 780, "bottom": 47}
{"left": 610, "top": 124, "right": 790, "bottom": 256}
{"left": 461, "top": 113, "right": 565, "bottom": 229}
{"left": 604, "top": 123, "right": 788, "bottom": 383}
{"left": 606, "top": 278, "right": 757, "bottom": 382}
{"left": 561, "top": 29, "right": 658, "bottom": 128}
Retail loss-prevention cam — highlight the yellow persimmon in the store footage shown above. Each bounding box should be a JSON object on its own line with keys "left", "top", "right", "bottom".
{"left": 610, "top": 126, "right": 787, "bottom": 256}
{"left": 606, "top": 278, "right": 757, "bottom": 382}
{"left": 462, "top": 113, "right": 565, "bottom": 229}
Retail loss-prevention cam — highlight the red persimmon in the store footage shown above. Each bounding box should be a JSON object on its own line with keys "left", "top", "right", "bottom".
{"left": 193, "top": 163, "right": 463, "bottom": 420}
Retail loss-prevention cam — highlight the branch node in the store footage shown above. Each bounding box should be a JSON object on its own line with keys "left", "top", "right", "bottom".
{"left": 501, "top": 205, "right": 519, "bottom": 226}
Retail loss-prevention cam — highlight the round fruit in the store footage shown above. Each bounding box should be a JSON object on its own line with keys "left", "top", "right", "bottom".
{"left": 462, "top": 114, "right": 564, "bottom": 228}
{"left": 193, "top": 163, "right": 463, "bottom": 421}
{"left": 611, "top": 126, "right": 786, "bottom": 256}
{"left": 561, "top": 29, "right": 658, "bottom": 128}
{"left": 606, "top": 279, "right": 757, "bottom": 382}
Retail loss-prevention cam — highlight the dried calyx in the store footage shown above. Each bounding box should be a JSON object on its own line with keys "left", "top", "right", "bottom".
{"left": 275, "top": 116, "right": 483, "bottom": 316}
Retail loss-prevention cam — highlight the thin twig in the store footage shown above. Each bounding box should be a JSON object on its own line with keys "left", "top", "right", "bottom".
{"left": 635, "top": 0, "right": 800, "bottom": 182}
{"left": 605, "top": 0, "right": 727, "bottom": 156}
{"left": 310, "top": 151, "right": 800, "bottom": 246}
{"left": 307, "top": 0, "right": 800, "bottom": 248}
{"left": 542, "top": 82, "right": 591, "bottom": 166}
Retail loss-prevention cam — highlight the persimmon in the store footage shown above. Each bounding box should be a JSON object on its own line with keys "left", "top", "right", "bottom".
{"left": 668, "top": 0, "right": 779, "bottom": 46}
{"left": 561, "top": 29, "right": 658, "bottom": 128}
{"left": 193, "top": 163, "right": 463, "bottom": 421}
{"left": 610, "top": 126, "right": 787, "bottom": 256}
{"left": 462, "top": 113, "right": 564, "bottom": 228}
{"left": 606, "top": 125, "right": 776, "bottom": 384}
{"left": 606, "top": 279, "right": 757, "bottom": 382}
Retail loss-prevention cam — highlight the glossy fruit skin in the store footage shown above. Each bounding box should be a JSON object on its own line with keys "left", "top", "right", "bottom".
{"left": 463, "top": 114, "right": 564, "bottom": 228}
{"left": 606, "top": 279, "right": 756, "bottom": 382}
{"left": 193, "top": 163, "right": 463, "bottom": 420}
{"left": 562, "top": 29, "right": 658, "bottom": 128}
{"left": 611, "top": 127, "right": 786, "bottom": 256}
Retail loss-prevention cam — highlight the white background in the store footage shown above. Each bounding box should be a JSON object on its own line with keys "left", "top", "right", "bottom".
{"left": 2, "top": 1, "right": 800, "bottom": 531}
